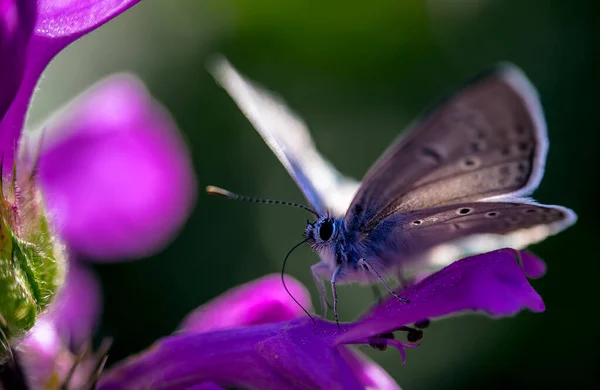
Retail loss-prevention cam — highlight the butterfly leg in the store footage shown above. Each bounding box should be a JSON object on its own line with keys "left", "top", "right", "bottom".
{"left": 331, "top": 266, "right": 342, "bottom": 327}
{"left": 395, "top": 269, "right": 419, "bottom": 294}
{"left": 358, "top": 259, "right": 410, "bottom": 304}
{"left": 311, "top": 263, "right": 329, "bottom": 318}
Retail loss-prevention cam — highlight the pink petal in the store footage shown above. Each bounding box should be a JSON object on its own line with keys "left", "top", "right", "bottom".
{"left": 36, "top": 74, "right": 196, "bottom": 260}
{"left": 179, "top": 274, "right": 312, "bottom": 333}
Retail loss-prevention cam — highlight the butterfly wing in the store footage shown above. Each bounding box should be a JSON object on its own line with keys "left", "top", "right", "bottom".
{"left": 345, "top": 64, "right": 549, "bottom": 230}
{"left": 363, "top": 201, "right": 576, "bottom": 271}
{"left": 209, "top": 57, "right": 358, "bottom": 216}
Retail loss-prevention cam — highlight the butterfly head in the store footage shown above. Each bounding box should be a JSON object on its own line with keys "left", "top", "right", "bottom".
{"left": 304, "top": 216, "right": 341, "bottom": 247}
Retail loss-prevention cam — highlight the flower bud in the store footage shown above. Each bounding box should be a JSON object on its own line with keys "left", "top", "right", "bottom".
{"left": 0, "top": 167, "right": 66, "bottom": 357}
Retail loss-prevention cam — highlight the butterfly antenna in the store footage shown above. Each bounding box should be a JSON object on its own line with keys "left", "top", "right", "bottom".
{"left": 282, "top": 238, "right": 315, "bottom": 325}
{"left": 206, "top": 185, "right": 319, "bottom": 217}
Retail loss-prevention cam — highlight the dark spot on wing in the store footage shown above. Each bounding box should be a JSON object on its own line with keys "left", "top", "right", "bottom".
{"left": 462, "top": 156, "right": 480, "bottom": 169}
{"left": 518, "top": 141, "right": 531, "bottom": 153}
{"left": 458, "top": 208, "right": 472, "bottom": 215}
{"left": 354, "top": 204, "right": 363, "bottom": 214}
{"left": 470, "top": 141, "right": 482, "bottom": 153}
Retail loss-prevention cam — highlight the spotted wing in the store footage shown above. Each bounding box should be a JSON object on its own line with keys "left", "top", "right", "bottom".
{"left": 363, "top": 201, "right": 576, "bottom": 270}
{"left": 345, "top": 65, "right": 549, "bottom": 231}
{"left": 209, "top": 57, "right": 358, "bottom": 216}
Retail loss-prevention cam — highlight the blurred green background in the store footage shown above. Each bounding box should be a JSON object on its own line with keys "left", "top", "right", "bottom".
{"left": 27, "top": 0, "right": 597, "bottom": 389}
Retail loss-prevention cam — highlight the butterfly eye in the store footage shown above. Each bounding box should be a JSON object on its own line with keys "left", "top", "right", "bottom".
{"left": 461, "top": 156, "right": 481, "bottom": 169}
{"left": 319, "top": 220, "right": 334, "bottom": 241}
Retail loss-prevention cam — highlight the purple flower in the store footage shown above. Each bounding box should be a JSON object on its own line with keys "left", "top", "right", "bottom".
{"left": 13, "top": 73, "right": 196, "bottom": 387}
{"left": 1, "top": 0, "right": 196, "bottom": 260}
{"left": 98, "top": 248, "right": 545, "bottom": 390}
{"left": 1, "top": 0, "right": 143, "bottom": 167}
{"left": 0, "top": 0, "right": 196, "bottom": 273}
{"left": 0, "top": 1, "right": 196, "bottom": 386}
{"left": 17, "top": 263, "right": 102, "bottom": 388}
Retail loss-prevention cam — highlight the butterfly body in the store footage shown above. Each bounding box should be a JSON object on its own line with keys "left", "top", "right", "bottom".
{"left": 209, "top": 57, "right": 577, "bottom": 323}
{"left": 305, "top": 215, "right": 404, "bottom": 283}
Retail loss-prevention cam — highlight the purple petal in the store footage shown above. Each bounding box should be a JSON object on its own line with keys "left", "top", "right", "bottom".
{"left": 520, "top": 250, "right": 547, "bottom": 279}
{"left": 99, "top": 321, "right": 311, "bottom": 390}
{"left": 0, "top": 0, "right": 35, "bottom": 119}
{"left": 255, "top": 323, "right": 364, "bottom": 390}
{"left": 35, "top": 0, "right": 141, "bottom": 41}
{"left": 1, "top": 0, "right": 140, "bottom": 170}
{"left": 99, "top": 319, "right": 364, "bottom": 390}
{"left": 36, "top": 74, "right": 196, "bottom": 260}
{"left": 99, "top": 251, "right": 545, "bottom": 389}
{"left": 49, "top": 262, "right": 101, "bottom": 346}
{"left": 338, "top": 347, "right": 401, "bottom": 390}
{"left": 338, "top": 248, "right": 545, "bottom": 344}
{"left": 179, "top": 274, "right": 312, "bottom": 333}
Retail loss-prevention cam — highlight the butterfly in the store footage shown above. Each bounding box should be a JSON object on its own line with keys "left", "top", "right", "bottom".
{"left": 207, "top": 56, "right": 577, "bottom": 324}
